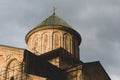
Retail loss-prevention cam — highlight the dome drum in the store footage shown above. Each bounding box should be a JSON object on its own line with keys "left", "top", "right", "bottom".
{"left": 26, "top": 27, "right": 80, "bottom": 59}
{"left": 25, "top": 14, "right": 82, "bottom": 59}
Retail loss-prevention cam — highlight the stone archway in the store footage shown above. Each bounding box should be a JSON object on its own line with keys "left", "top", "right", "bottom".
{"left": 4, "top": 59, "right": 22, "bottom": 80}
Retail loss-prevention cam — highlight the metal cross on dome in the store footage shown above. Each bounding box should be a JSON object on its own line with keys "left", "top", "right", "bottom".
{"left": 53, "top": 6, "right": 56, "bottom": 15}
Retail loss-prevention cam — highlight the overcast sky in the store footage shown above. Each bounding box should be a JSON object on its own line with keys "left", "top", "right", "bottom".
{"left": 0, "top": 0, "right": 120, "bottom": 80}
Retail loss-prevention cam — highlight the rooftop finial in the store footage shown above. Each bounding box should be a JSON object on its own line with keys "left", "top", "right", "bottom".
{"left": 53, "top": 6, "right": 56, "bottom": 15}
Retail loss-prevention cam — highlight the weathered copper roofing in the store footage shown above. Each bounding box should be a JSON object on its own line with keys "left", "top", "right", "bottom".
{"left": 34, "top": 14, "right": 72, "bottom": 30}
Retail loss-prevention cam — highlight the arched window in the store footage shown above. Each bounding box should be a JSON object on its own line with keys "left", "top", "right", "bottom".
{"left": 42, "top": 33, "right": 49, "bottom": 53}
{"left": 32, "top": 34, "right": 39, "bottom": 53}
{"left": 63, "top": 33, "right": 71, "bottom": 53}
{"left": 53, "top": 32, "right": 61, "bottom": 49}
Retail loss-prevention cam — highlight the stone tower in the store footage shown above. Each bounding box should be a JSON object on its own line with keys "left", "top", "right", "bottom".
{"left": 25, "top": 13, "right": 81, "bottom": 66}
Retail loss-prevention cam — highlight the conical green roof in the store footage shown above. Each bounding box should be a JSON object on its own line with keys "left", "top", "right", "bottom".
{"left": 26, "top": 14, "right": 82, "bottom": 44}
{"left": 34, "top": 14, "right": 72, "bottom": 29}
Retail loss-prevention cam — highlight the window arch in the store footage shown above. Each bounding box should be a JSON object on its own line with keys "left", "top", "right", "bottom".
{"left": 42, "top": 33, "right": 49, "bottom": 53}
{"left": 53, "top": 32, "right": 61, "bottom": 49}
{"left": 63, "top": 33, "right": 72, "bottom": 53}
{"left": 32, "top": 34, "right": 40, "bottom": 53}
{"left": 5, "top": 59, "right": 21, "bottom": 80}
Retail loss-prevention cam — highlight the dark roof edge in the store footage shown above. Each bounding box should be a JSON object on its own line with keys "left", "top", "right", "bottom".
{"left": 84, "top": 61, "right": 111, "bottom": 80}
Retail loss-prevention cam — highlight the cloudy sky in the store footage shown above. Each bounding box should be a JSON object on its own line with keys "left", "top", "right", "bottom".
{"left": 0, "top": 0, "right": 120, "bottom": 79}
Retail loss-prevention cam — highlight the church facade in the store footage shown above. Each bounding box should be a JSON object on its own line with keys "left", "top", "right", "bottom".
{"left": 0, "top": 13, "right": 111, "bottom": 80}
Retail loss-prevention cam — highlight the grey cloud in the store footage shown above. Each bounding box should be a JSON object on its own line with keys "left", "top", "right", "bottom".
{"left": 0, "top": 0, "right": 120, "bottom": 80}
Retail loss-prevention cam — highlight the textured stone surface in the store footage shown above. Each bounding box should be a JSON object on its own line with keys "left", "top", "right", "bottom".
{"left": 0, "top": 45, "right": 24, "bottom": 80}
{"left": 27, "top": 27, "right": 80, "bottom": 59}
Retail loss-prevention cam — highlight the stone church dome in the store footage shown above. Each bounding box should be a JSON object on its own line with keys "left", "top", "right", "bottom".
{"left": 25, "top": 14, "right": 81, "bottom": 59}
